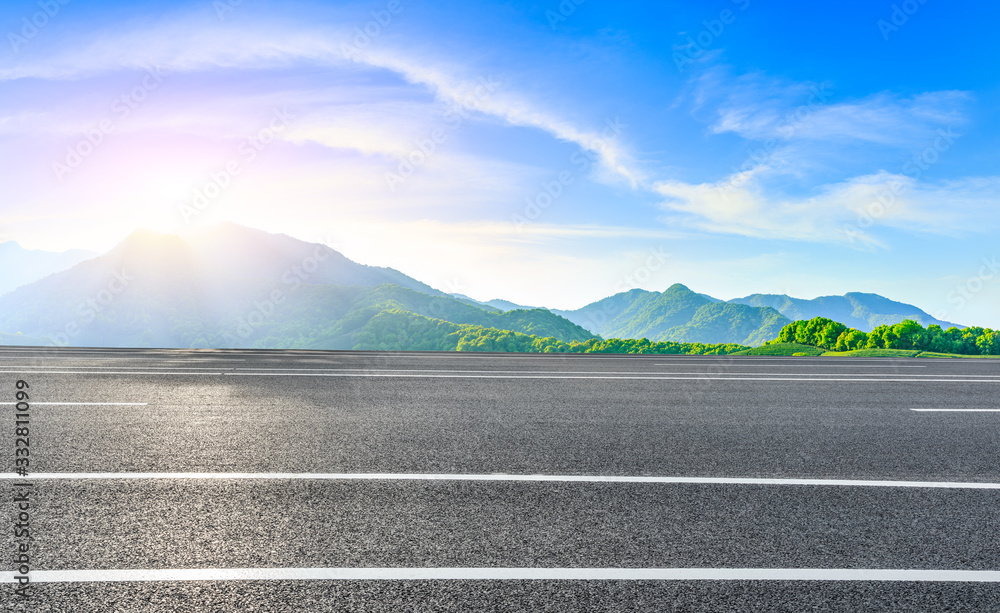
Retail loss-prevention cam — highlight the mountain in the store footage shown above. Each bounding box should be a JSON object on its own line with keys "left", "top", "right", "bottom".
{"left": 0, "top": 224, "right": 592, "bottom": 349}
{"left": 0, "top": 224, "right": 967, "bottom": 350}
{"left": 446, "top": 294, "right": 535, "bottom": 312}
{"left": 729, "top": 292, "right": 961, "bottom": 332}
{"left": 0, "top": 241, "right": 96, "bottom": 295}
{"left": 554, "top": 284, "right": 790, "bottom": 346}
{"left": 485, "top": 299, "right": 537, "bottom": 311}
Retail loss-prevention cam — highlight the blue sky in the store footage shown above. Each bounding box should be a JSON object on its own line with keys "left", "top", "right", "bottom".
{"left": 1, "top": 0, "right": 998, "bottom": 327}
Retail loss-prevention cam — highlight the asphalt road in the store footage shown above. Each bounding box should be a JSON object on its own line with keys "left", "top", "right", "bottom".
{"left": 3, "top": 347, "right": 1000, "bottom": 611}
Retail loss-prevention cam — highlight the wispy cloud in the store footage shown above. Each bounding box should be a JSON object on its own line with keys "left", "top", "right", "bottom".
{"left": 0, "top": 8, "right": 640, "bottom": 187}
{"left": 713, "top": 89, "right": 970, "bottom": 146}
{"left": 655, "top": 171, "right": 1000, "bottom": 248}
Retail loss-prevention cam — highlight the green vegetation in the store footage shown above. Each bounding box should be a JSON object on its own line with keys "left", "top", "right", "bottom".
{"left": 733, "top": 342, "right": 825, "bottom": 356}
{"left": 820, "top": 348, "right": 923, "bottom": 358}
{"left": 916, "top": 352, "right": 1000, "bottom": 359}
{"left": 775, "top": 317, "right": 1000, "bottom": 356}
{"left": 354, "top": 309, "right": 750, "bottom": 354}
{"left": 557, "top": 284, "right": 790, "bottom": 346}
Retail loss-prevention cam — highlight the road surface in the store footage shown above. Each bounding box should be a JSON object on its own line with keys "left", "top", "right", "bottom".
{"left": 3, "top": 347, "right": 1000, "bottom": 611}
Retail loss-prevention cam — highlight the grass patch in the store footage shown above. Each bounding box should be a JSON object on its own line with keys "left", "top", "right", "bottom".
{"left": 820, "top": 348, "right": 922, "bottom": 357}
{"left": 916, "top": 351, "right": 1000, "bottom": 359}
{"left": 733, "top": 342, "right": 825, "bottom": 356}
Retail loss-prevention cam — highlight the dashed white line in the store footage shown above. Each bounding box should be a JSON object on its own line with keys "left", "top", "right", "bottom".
{"left": 3, "top": 567, "right": 1000, "bottom": 583}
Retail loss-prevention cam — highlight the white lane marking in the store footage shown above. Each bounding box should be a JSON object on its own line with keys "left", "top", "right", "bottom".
{"left": 4, "top": 473, "right": 1000, "bottom": 489}
{"left": 0, "top": 356, "right": 246, "bottom": 361}
{"left": 0, "top": 369, "right": 995, "bottom": 382}
{"left": 239, "top": 368, "right": 995, "bottom": 378}
{"left": 223, "top": 371, "right": 1000, "bottom": 383}
{"left": 0, "top": 371, "right": 223, "bottom": 376}
{"left": 6, "top": 366, "right": 994, "bottom": 379}
{"left": 3, "top": 567, "right": 1000, "bottom": 583}
{"left": 3, "top": 366, "right": 234, "bottom": 370}
{"left": 655, "top": 364, "right": 930, "bottom": 368}
{"left": 0, "top": 402, "right": 147, "bottom": 406}
{"left": 911, "top": 409, "right": 1000, "bottom": 412}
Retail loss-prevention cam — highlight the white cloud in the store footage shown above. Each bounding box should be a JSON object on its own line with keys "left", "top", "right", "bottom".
{"left": 695, "top": 69, "right": 971, "bottom": 147}
{"left": 0, "top": 9, "right": 640, "bottom": 187}
{"left": 655, "top": 170, "right": 1000, "bottom": 248}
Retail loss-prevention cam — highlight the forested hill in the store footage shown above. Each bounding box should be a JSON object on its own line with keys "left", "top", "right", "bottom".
{"left": 0, "top": 225, "right": 592, "bottom": 349}
{"left": 771, "top": 317, "right": 999, "bottom": 355}
{"left": 553, "top": 283, "right": 789, "bottom": 346}
{"left": 0, "top": 223, "right": 981, "bottom": 352}
{"left": 730, "top": 292, "right": 960, "bottom": 332}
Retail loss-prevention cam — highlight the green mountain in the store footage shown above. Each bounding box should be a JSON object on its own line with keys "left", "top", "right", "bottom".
{"left": 554, "top": 284, "right": 789, "bottom": 346}
{"left": 0, "top": 225, "right": 592, "bottom": 349}
{"left": 729, "top": 292, "right": 961, "bottom": 331}
{"left": 233, "top": 284, "right": 593, "bottom": 350}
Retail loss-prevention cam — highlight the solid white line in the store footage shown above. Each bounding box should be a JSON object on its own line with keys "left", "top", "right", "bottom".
{"left": 654, "top": 364, "right": 930, "bottom": 368}
{"left": 222, "top": 373, "right": 999, "bottom": 383}
{"left": 2, "top": 370, "right": 995, "bottom": 383}
{"left": 3, "top": 472, "right": 1000, "bottom": 489}
{"left": 3, "top": 567, "right": 1000, "bottom": 583}
{"left": 0, "top": 370, "right": 994, "bottom": 383}
{"left": 0, "top": 402, "right": 147, "bottom": 406}
{"left": 7, "top": 367, "right": 994, "bottom": 378}
{"left": 0, "top": 356, "right": 247, "bottom": 361}
{"left": 0, "top": 371, "right": 223, "bottom": 376}
{"left": 312, "top": 369, "right": 995, "bottom": 378}
{"left": 911, "top": 409, "right": 1000, "bottom": 412}
{"left": 4, "top": 366, "right": 234, "bottom": 370}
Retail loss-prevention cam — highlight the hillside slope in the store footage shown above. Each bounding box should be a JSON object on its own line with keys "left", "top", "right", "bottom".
{"left": 730, "top": 292, "right": 960, "bottom": 331}
{"left": 554, "top": 284, "right": 790, "bottom": 346}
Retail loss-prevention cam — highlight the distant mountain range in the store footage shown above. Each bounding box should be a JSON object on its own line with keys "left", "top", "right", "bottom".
{"left": 553, "top": 285, "right": 789, "bottom": 346}
{"left": 728, "top": 292, "right": 959, "bottom": 331}
{"left": 0, "top": 224, "right": 590, "bottom": 349}
{"left": 0, "top": 241, "right": 96, "bottom": 295}
{"left": 0, "top": 223, "right": 965, "bottom": 349}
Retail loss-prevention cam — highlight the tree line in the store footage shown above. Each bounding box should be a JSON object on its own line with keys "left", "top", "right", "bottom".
{"left": 355, "top": 309, "right": 750, "bottom": 355}
{"left": 776, "top": 317, "right": 1000, "bottom": 355}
